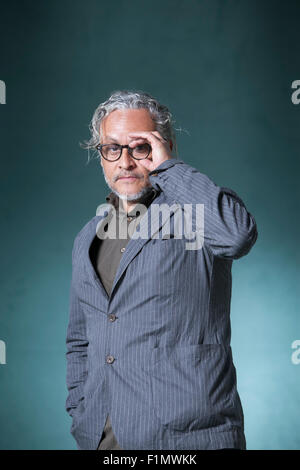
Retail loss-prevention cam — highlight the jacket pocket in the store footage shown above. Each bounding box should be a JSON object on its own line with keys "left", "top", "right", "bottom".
{"left": 70, "top": 380, "right": 102, "bottom": 434}
{"left": 146, "top": 343, "right": 237, "bottom": 432}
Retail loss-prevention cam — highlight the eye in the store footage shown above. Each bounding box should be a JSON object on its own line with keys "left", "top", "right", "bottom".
{"left": 135, "top": 144, "right": 149, "bottom": 152}
{"left": 107, "top": 144, "right": 120, "bottom": 152}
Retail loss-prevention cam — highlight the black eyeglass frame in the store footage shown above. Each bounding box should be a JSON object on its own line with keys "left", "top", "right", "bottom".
{"left": 95, "top": 143, "right": 152, "bottom": 161}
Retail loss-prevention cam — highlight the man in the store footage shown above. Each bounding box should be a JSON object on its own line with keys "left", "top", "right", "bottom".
{"left": 65, "top": 90, "right": 258, "bottom": 450}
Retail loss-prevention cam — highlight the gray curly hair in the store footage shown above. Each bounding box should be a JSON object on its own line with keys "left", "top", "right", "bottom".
{"left": 81, "top": 89, "right": 184, "bottom": 163}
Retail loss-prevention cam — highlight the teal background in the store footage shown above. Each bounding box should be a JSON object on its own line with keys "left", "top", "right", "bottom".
{"left": 0, "top": 0, "right": 299, "bottom": 450}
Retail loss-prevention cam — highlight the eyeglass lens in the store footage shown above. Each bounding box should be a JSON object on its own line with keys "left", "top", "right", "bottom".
{"left": 100, "top": 143, "right": 151, "bottom": 160}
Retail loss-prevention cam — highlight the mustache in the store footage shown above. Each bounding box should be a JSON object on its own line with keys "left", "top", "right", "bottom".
{"left": 114, "top": 173, "right": 144, "bottom": 181}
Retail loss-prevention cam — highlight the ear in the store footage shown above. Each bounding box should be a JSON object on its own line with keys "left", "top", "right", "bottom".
{"left": 169, "top": 140, "right": 173, "bottom": 151}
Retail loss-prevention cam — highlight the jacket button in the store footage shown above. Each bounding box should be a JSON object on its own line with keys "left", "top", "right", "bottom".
{"left": 106, "top": 355, "right": 115, "bottom": 364}
{"left": 108, "top": 314, "right": 116, "bottom": 322}
{"left": 120, "top": 247, "right": 125, "bottom": 253}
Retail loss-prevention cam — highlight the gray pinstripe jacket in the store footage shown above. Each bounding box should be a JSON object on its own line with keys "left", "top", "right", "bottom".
{"left": 65, "top": 157, "right": 258, "bottom": 450}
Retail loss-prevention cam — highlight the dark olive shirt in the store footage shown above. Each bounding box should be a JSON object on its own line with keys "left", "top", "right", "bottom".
{"left": 89, "top": 187, "right": 159, "bottom": 450}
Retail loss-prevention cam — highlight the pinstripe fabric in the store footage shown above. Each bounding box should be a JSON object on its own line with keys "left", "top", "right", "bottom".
{"left": 65, "top": 157, "right": 258, "bottom": 450}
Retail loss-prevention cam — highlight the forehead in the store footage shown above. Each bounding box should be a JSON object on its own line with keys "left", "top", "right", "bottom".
{"left": 100, "top": 108, "right": 156, "bottom": 138}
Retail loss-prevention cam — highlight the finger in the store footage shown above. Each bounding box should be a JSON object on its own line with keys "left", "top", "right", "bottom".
{"left": 127, "top": 131, "right": 160, "bottom": 146}
{"left": 128, "top": 133, "right": 167, "bottom": 156}
{"left": 150, "top": 131, "right": 168, "bottom": 143}
{"left": 128, "top": 137, "right": 146, "bottom": 147}
{"left": 130, "top": 131, "right": 168, "bottom": 147}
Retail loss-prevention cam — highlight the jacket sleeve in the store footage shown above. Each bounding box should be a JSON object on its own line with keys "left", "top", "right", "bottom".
{"left": 65, "top": 237, "right": 89, "bottom": 418}
{"left": 148, "top": 158, "right": 258, "bottom": 260}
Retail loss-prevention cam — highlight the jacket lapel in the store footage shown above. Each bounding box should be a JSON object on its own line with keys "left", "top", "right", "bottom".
{"left": 109, "top": 190, "right": 180, "bottom": 300}
{"left": 84, "top": 191, "right": 181, "bottom": 303}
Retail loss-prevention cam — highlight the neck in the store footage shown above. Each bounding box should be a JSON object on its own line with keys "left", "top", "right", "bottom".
{"left": 121, "top": 199, "right": 137, "bottom": 213}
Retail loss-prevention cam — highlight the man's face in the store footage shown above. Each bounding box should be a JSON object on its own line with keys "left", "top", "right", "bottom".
{"left": 99, "top": 108, "right": 157, "bottom": 200}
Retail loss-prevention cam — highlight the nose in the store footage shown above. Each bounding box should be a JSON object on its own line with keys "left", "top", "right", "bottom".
{"left": 117, "top": 146, "right": 136, "bottom": 169}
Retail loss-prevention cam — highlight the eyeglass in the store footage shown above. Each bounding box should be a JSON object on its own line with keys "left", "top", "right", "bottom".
{"left": 95, "top": 143, "right": 151, "bottom": 161}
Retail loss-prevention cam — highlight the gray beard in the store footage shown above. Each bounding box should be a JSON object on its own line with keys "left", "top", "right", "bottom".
{"left": 101, "top": 165, "right": 153, "bottom": 202}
